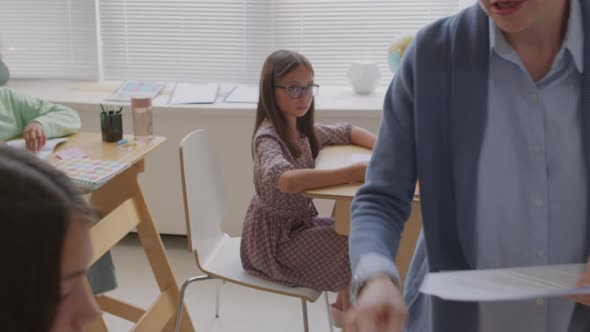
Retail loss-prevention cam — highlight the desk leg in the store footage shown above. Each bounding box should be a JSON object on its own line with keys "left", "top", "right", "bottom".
{"left": 332, "top": 198, "right": 352, "bottom": 235}
{"left": 88, "top": 162, "right": 195, "bottom": 332}
{"left": 395, "top": 200, "right": 422, "bottom": 289}
{"left": 330, "top": 197, "right": 422, "bottom": 290}
{"left": 133, "top": 184, "right": 194, "bottom": 332}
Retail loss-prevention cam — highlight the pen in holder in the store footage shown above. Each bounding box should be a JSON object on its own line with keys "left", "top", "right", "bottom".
{"left": 100, "top": 104, "right": 123, "bottom": 142}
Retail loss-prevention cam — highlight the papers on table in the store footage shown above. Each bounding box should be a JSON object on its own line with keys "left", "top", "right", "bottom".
{"left": 55, "top": 147, "right": 88, "bottom": 159}
{"left": 6, "top": 137, "right": 68, "bottom": 159}
{"left": 103, "top": 81, "right": 260, "bottom": 105}
{"left": 169, "top": 83, "right": 219, "bottom": 104}
{"left": 420, "top": 263, "right": 590, "bottom": 302}
{"left": 106, "top": 80, "right": 166, "bottom": 102}
{"left": 224, "top": 85, "right": 259, "bottom": 103}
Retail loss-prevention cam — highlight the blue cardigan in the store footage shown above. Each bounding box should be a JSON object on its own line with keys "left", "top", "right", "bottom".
{"left": 350, "top": 3, "right": 590, "bottom": 331}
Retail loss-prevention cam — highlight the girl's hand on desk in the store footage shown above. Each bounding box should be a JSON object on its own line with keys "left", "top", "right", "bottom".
{"left": 348, "top": 161, "right": 368, "bottom": 183}
{"left": 567, "top": 257, "right": 590, "bottom": 306}
{"left": 23, "top": 121, "right": 46, "bottom": 152}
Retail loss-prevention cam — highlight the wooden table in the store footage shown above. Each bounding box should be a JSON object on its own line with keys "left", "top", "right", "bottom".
{"left": 304, "top": 145, "right": 422, "bottom": 287}
{"left": 47, "top": 133, "right": 194, "bottom": 332}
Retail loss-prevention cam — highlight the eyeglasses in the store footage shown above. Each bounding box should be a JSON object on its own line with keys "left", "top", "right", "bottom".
{"left": 274, "top": 84, "right": 319, "bottom": 98}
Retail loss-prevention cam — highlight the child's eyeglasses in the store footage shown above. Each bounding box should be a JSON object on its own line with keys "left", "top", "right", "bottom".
{"left": 274, "top": 84, "right": 319, "bottom": 99}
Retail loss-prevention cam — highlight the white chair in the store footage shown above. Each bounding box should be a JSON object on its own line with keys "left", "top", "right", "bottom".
{"left": 176, "top": 129, "right": 334, "bottom": 332}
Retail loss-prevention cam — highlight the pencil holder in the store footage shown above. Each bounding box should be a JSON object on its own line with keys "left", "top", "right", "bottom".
{"left": 100, "top": 111, "right": 123, "bottom": 143}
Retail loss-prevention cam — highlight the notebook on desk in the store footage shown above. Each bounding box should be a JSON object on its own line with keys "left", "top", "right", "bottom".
{"left": 51, "top": 158, "right": 129, "bottom": 191}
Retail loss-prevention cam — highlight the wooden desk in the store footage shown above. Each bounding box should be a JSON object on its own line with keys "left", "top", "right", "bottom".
{"left": 304, "top": 145, "right": 422, "bottom": 287}
{"left": 48, "top": 133, "right": 194, "bottom": 332}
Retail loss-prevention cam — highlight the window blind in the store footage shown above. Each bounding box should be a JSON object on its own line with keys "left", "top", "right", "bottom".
{"left": 0, "top": 0, "right": 98, "bottom": 80}
{"left": 100, "top": 0, "right": 460, "bottom": 86}
{"left": 271, "top": 0, "right": 459, "bottom": 86}
{"left": 99, "top": 0, "right": 269, "bottom": 83}
{"left": 0, "top": 1, "right": 465, "bottom": 85}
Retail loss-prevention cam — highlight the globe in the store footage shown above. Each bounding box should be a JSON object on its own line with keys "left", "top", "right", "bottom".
{"left": 388, "top": 35, "right": 414, "bottom": 73}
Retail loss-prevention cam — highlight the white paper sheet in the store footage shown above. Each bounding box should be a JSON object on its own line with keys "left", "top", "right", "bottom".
{"left": 350, "top": 153, "right": 371, "bottom": 164}
{"left": 169, "top": 82, "right": 219, "bottom": 104}
{"left": 105, "top": 80, "right": 166, "bottom": 102}
{"left": 420, "top": 263, "right": 590, "bottom": 302}
{"left": 224, "top": 85, "right": 259, "bottom": 103}
{"left": 6, "top": 137, "right": 68, "bottom": 159}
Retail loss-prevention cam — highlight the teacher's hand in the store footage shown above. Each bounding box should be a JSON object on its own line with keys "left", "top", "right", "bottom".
{"left": 567, "top": 257, "right": 590, "bottom": 306}
{"left": 23, "top": 121, "right": 46, "bottom": 152}
{"left": 348, "top": 161, "right": 369, "bottom": 183}
{"left": 345, "top": 275, "right": 408, "bottom": 332}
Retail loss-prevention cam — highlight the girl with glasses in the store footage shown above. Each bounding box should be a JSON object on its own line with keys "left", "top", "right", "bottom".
{"left": 240, "top": 49, "right": 376, "bottom": 327}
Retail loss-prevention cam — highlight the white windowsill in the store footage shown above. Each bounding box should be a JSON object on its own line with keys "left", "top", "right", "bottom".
{"left": 4, "top": 79, "right": 385, "bottom": 118}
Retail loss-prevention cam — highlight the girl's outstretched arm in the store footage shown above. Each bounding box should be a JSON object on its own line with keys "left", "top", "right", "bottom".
{"left": 350, "top": 126, "right": 376, "bottom": 149}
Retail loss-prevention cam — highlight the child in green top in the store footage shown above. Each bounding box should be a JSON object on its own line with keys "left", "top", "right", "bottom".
{"left": 0, "top": 87, "right": 117, "bottom": 295}
{"left": 0, "top": 87, "right": 81, "bottom": 151}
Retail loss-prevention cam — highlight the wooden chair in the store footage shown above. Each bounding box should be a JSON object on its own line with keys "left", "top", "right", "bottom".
{"left": 176, "top": 129, "right": 333, "bottom": 332}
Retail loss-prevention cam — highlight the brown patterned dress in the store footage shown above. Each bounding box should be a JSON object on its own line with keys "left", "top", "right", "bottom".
{"left": 240, "top": 121, "right": 352, "bottom": 292}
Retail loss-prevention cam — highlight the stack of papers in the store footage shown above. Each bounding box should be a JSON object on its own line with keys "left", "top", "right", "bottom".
{"left": 420, "top": 263, "right": 590, "bottom": 302}
{"left": 105, "top": 81, "right": 260, "bottom": 105}
{"left": 224, "top": 85, "right": 259, "bottom": 103}
{"left": 169, "top": 82, "right": 219, "bottom": 104}
{"left": 6, "top": 137, "right": 68, "bottom": 159}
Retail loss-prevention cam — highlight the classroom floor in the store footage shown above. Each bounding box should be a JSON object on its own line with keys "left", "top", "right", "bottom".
{"left": 101, "top": 234, "right": 338, "bottom": 332}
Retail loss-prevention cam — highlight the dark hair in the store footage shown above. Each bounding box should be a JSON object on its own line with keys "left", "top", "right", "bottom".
{"left": 0, "top": 146, "right": 96, "bottom": 332}
{"left": 253, "top": 49, "right": 320, "bottom": 159}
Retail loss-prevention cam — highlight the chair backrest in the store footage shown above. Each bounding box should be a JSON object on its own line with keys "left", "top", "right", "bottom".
{"left": 179, "top": 129, "right": 228, "bottom": 269}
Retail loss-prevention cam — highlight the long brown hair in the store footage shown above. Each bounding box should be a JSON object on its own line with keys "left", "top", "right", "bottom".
{"left": 253, "top": 49, "right": 319, "bottom": 159}
{"left": 0, "top": 146, "right": 96, "bottom": 332}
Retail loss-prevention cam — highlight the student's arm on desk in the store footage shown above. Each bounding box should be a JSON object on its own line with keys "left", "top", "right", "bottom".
{"left": 256, "top": 134, "right": 367, "bottom": 194}
{"left": 278, "top": 164, "right": 367, "bottom": 194}
{"left": 3, "top": 88, "right": 81, "bottom": 139}
{"left": 350, "top": 126, "right": 376, "bottom": 149}
{"left": 1, "top": 88, "right": 80, "bottom": 151}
